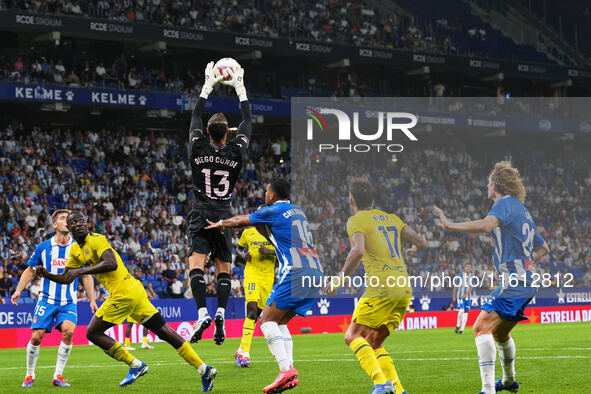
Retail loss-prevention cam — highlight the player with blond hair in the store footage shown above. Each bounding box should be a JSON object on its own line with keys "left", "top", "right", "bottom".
{"left": 434, "top": 161, "right": 550, "bottom": 394}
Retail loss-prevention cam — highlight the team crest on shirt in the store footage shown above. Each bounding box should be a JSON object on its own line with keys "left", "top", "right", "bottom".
{"left": 85, "top": 248, "right": 90, "bottom": 256}
{"left": 33, "top": 316, "right": 37, "bottom": 324}
{"left": 51, "top": 258, "right": 68, "bottom": 268}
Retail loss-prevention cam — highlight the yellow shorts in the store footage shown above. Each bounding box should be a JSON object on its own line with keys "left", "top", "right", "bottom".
{"left": 244, "top": 276, "right": 273, "bottom": 310}
{"left": 96, "top": 282, "right": 158, "bottom": 325}
{"left": 352, "top": 297, "right": 411, "bottom": 334}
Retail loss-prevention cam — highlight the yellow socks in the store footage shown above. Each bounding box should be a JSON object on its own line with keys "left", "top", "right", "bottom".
{"left": 124, "top": 337, "right": 131, "bottom": 347}
{"left": 106, "top": 342, "right": 135, "bottom": 366}
{"left": 177, "top": 341, "right": 204, "bottom": 369}
{"left": 375, "top": 347, "right": 404, "bottom": 393}
{"left": 239, "top": 318, "right": 256, "bottom": 353}
{"left": 142, "top": 336, "right": 148, "bottom": 344}
{"left": 349, "top": 337, "right": 387, "bottom": 385}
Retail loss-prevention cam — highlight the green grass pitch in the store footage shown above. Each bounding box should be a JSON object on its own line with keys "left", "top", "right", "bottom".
{"left": 1, "top": 322, "right": 590, "bottom": 393}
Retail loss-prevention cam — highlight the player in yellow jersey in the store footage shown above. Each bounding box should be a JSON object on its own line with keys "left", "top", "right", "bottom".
{"left": 35, "top": 211, "right": 218, "bottom": 391}
{"left": 234, "top": 226, "right": 276, "bottom": 367}
{"left": 329, "top": 178, "right": 427, "bottom": 394}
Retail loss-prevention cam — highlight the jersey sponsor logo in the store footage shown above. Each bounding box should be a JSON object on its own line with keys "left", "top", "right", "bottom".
{"left": 51, "top": 258, "right": 68, "bottom": 269}
{"left": 298, "top": 248, "right": 318, "bottom": 258}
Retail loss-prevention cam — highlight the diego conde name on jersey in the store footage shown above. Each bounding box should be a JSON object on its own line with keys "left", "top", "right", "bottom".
{"left": 193, "top": 155, "right": 239, "bottom": 168}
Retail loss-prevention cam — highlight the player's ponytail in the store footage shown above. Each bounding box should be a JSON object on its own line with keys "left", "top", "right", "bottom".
{"left": 490, "top": 161, "right": 526, "bottom": 203}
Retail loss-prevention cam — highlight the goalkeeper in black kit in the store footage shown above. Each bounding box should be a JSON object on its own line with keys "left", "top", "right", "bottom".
{"left": 187, "top": 61, "right": 252, "bottom": 345}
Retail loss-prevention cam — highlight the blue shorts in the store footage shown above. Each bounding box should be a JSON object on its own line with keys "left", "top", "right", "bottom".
{"left": 481, "top": 285, "right": 536, "bottom": 322}
{"left": 31, "top": 300, "right": 78, "bottom": 333}
{"left": 266, "top": 277, "right": 317, "bottom": 316}
{"left": 457, "top": 299, "right": 471, "bottom": 311}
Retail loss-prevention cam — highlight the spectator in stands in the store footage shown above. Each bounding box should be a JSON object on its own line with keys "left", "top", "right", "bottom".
{"left": 206, "top": 280, "right": 216, "bottom": 297}
{"left": 29, "top": 278, "right": 42, "bottom": 299}
{"left": 162, "top": 262, "right": 177, "bottom": 283}
{"left": 0, "top": 271, "right": 13, "bottom": 297}
{"left": 584, "top": 268, "right": 591, "bottom": 287}
{"left": 94, "top": 283, "right": 107, "bottom": 301}
{"left": 230, "top": 273, "right": 242, "bottom": 297}
{"left": 146, "top": 282, "right": 157, "bottom": 300}
{"left": 169, "top": 277, "right": 184, "bottom": 298}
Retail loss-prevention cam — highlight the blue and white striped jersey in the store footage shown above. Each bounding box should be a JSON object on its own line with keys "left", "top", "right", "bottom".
{"left": 27, "top": 236, "right": 77, "bottom": 305}
{"left": 488, "top": 196, "right": 545, "bottom": 281}
{"left": 457, "top": 273, "right": 471, "bottom": 300}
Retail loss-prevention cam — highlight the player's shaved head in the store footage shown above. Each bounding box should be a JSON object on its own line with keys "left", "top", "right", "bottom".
{"left": 349, "top": 177, "right": 374, "bottom": 210}
{"left": 66, "top": 210, "right": 85, "bottom": 222}
{"left": 207, "top": 112, "right": 228, "bottom": 142}
{"left": 269, "top": 178, "right": 290, "bottom": 200}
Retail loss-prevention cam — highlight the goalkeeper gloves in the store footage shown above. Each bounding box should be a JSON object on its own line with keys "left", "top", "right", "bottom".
{"left": 224, "top": 67, "right": 247, "bottom": 101}
{"left": 200, "top": 61, "right": 223, "bottom": 99}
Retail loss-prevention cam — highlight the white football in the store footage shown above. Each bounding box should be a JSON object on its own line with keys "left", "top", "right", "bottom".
{"left": 213, "top": 57, "right": 241, "bottom": 85}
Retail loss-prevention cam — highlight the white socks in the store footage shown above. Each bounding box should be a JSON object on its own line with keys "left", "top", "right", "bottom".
{"left": 475, "top": 334, "right": 496, "bottom": 394}
{"left": 261, "top": 321, "right": 290, "bottom": 372}
{"left": 278, "top": 324, "right": 293, "bottom": 367}
{"left": 54, "top": 341, "right": 72, "bottom": 379}
{"left": 456, "top": 309, "right": 464, "bottom": 328}
{"left": 26, "top": 341, "right": 40, "bottom": 378}
{"left": 216, "top": 307, "right": 225, "bottom": 318}
{"left": 461, "top": 311, "right": 469, "bottom": 331}
{"left": 198, "top": 307, "right": 209, "bottom": 319}
{"left": 130, "top": 358, "right": 142, "bottom": 368}
{"left": 496, "top": 337, "right": 516, "bottom": 385}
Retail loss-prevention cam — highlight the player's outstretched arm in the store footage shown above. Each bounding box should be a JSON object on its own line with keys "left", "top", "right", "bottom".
{"left": 340, "top": 232, "right": 365, "bottom": 277}
{"left": 11, "top": 266, "right": 35, "bottom": 305}
{"left": 402, "top": 225, "right": 427, "bottom": 254}
{"left": 189, "top": 61, "right": 223, "bottom": 141}
{"left": 205, "top": 215, "right": 252, "bottom": 232}
{"left": 34, "top": 266, "right": 74, "bottom": 284}
{"left": 83, "top": 274, "right": 98, "bottom": 312}
{"left": 433, "top": 205, "right": 499, "bottom": 233}
{"left": 532, "top": 242, "right": 550, "bottom": 263}
{"left": 226, "top": 67, "right": 252, "bottom": 148}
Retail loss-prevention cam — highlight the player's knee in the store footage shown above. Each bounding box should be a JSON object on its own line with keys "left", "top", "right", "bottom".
{"left": 344, "top": 331, "right": 357, "bottom": 346}
{"left": 142, "top": 313, "right": 167, "bottom": 333}
{"left": 31, "top": 331, "right": 44, "bottom": 345}
{"left": 86, "top": 329, "right": 95, "bottom": 342}
{"left": 246, "top": 310, "right": 258, "bottom": 320}
{"left": 62, "top": 328, "right": 75, "bottom": 342}
{"left": 492, "top": 331, "right": 510, "bottom": 343}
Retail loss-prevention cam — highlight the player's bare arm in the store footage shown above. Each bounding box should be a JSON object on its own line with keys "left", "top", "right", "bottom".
{"left": 205, "top": 215, "right": 252, "bottom": 233}
{"left": 341, "top": 232, "right": 366, "bottom": 277}
{"left": 532, "top": 242, "right": 550, "bottom": 262}
{"left": 36, "top": 249, "right": 118, "bottom": 284}
{"left": 434, "top": 205, "right": 499, "bottom": 233}
{"left": 83, "top": 274, "right": 98, "bottom": 312}
{"left": 323, "top": 232, "right": 365, "bottom": 294}
{"left": 401, "top": 225, "right": 427, "bottom": 254}
{"left": 258, "top": 246, "right": 274, "bottom": 255}
{"left": 11, "top": 266, "right": 35, "bottom": 306}
{"left": 236, "top": 245, "right": 251, "bottom": 261}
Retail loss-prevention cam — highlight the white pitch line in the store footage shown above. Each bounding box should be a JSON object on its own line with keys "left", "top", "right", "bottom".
{"left": 330, "top": 347, "right": 591, "bottom": 356}
{"left": 0, "top": 355, "right": 588, "bottom": 371}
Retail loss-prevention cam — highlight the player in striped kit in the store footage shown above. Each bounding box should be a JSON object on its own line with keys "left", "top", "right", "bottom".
{"left": 11, "top": 209, "right": 97, "bottom": 388}
{"left": 434, "top": 162, "right": 550, "bottom": 394}
{"left": 453, "top": 261, "right": 473, "bottom": 334}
